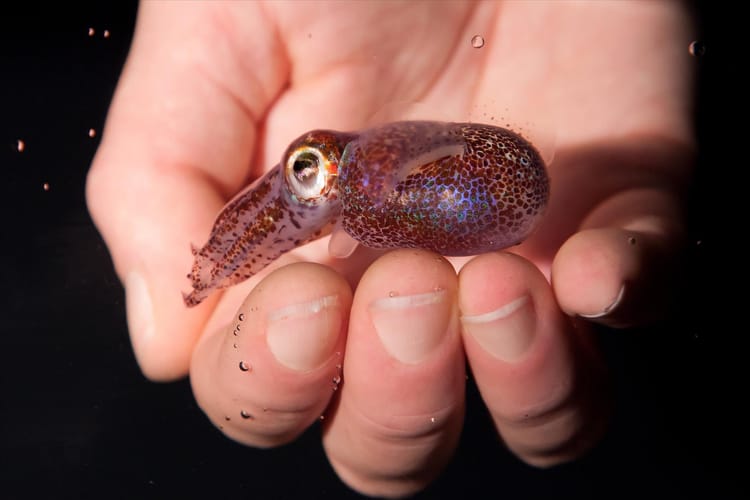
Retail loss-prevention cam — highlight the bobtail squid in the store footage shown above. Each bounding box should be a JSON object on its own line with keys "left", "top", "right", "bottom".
{"left": 184, "top": 121, "right": 549, "bottom": 307}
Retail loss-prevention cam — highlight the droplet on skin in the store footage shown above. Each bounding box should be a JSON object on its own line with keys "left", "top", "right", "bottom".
{"left": 240, "top": 410, "right": 254, "bottom": 420}
{"left": 239, "top": 361, "right": 252, "bottom": 372}
{"left": 628, "top": 236, "right": 637, "bottom": 245}
{"left": 88, "top": 128, "right": 96, "bottom": 138}
{"left": 333, "top": 375, "right": 341, "bottom": 385}
{"left": 103, "top": 29, "right": 110, "bottom": 38}
{"left": 388, "top": 291, "right": 398, "bottom": 298}
{"left": 17, "top": 139, "right": 25, "bottom": 152}
{"left": 689, "top": 40, "right": 706, "bottom": 57}
{"left": 238, "top": 313, "right": 245, "bottom": 321}
{"left": 88, "top": 27, "right": 95, "bottom": 37}
{"left": 42, "top": 182, "right": 50, "bottom": 192}
{"left": 471, "top": 35, "right": 485, "bottom": 48}
{"left": 430, "top": 417, "right": 436, "bottom": 424}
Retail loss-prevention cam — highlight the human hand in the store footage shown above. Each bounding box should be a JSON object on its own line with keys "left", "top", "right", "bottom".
{"left": 87, "top": 1, "right": 694, "bottom": 497}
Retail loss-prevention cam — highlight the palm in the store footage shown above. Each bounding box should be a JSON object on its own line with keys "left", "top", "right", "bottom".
{"left": 202, "top": 0, "right": 689, "bottom": 306}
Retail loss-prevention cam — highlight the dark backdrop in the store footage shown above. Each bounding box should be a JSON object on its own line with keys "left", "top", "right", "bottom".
{"left": 0, "top": 2, "right": 741, "bottom": 499}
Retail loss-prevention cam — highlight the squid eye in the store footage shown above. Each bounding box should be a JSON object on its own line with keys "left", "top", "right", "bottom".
{"left": 284, "top": 146, "right": 332, "bottom": 203}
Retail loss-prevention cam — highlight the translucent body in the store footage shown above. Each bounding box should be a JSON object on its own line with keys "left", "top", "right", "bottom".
{"left": 184, "top": 121, "right": 549, "bottom": 307}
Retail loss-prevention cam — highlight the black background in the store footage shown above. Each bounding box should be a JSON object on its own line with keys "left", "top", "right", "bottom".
{"left": 0, "top": 2, "right": 742, "bottom": 499}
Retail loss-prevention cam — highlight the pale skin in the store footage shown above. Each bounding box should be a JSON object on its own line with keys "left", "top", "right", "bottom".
{"left": 86, "top": 1, "right": 694, "bottom": 497}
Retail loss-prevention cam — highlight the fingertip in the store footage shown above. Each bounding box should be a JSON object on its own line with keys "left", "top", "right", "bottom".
{"left": 124, "top": 270, "right": 208, "bottom": 381}
{"left": 190, "top": 262, "right": 351, "bottom": 447}
{"left": 323, "top": 250, "right": 464, "bottom": 497}
{"left": 458, "top": 252, "right": 607, "bottom": 466}
{"left": 552, "top": 228, "right": 669, "bottom": 327}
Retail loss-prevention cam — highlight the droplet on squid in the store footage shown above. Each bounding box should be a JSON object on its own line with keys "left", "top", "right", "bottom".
{"left": 183, "top": 121, "right": 550, "bottom": 307}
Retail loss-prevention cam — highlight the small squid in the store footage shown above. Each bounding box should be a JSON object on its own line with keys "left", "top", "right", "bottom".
{"left": 184, "top": 121, "right": 549, "bottom": 307}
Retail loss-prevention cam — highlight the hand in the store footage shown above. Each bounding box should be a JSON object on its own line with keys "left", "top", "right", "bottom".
{"left": 87, "top": 1, "right": 694, "bottom": 496}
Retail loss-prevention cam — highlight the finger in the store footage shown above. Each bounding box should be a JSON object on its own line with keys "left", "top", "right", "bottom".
{"left": 190, "top": 263, "right": 351, "bottom": 447}
{"left": 459, "top": 252, "right": 608, "bottom": 467}
{"left": 85, "top": 2, "right": 287, "bottom": 379}
{"left": 552, "top": 188, "right": 684, "bottom": 327}
{"left": 323, "top": 250, "right": 464, "bottom": 498}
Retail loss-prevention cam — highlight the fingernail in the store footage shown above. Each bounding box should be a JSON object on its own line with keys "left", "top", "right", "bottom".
{"left": 125, "top": 271, "right": 156, "bottom": 349}
{"left": 579, "top": 284, "right": 626, "bottom": 319}
{"left": 461, "top": 295, "right": 535, "bottom": 362}
{"left": 266, "top": 295, "right": 343, "bottom": 371}
{"left": 369, "top": 289, "right": 451, "bottom": 364}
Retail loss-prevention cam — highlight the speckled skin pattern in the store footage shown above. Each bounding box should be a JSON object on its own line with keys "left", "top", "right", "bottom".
{"left": 184, "top": 121, "right": 549, "bottom": 307}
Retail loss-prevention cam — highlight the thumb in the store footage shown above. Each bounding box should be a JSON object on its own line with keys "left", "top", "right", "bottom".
{"left": 86, "top": 2, "right": 285, "bottom": 380}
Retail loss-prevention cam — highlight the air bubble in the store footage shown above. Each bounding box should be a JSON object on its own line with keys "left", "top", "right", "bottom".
{"left": 688, "top": 40, "right": 706, "bottom": 57}
{"left": 471, "top": 35, "right": 485, "bottom": 49}
{"left": 240, "top": 410, "right": 254, "bottom": 420}
{"left": 239, "top": 361, "right": 252, "bottom": 372}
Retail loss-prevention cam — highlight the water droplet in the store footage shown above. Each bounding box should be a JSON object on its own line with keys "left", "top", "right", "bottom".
{"left": 235, "top": 324, "right": 241, "bottom": 331}
{"left": 335, "top": 364, "right": 342, "bottom": 370}
{"left": 335, "top": 351, "right": 341, "bottom": 357}
{"left": 239, "top": 361, "right": 252, "bottom": 372}
{"left": 695, "top": 239, "right": 703, "bottom": 246}
{"left": 88, "top": 27, "right": 95, "bottom": 37}
{"left": 224, "top": 416, "right": 231, "bottom": 421}
{"left": 103, "top": 29, "right": 111, "bottom": 39}
{"left": 471, "top": 35, "right": 485, "bottom": 49}
{"left": 232, "top": 343, "right": 238, "bottom": 349}
{"left": 238, "top": 313, "right": 245, "bottom": 321}
{"left": 240, "top": 410, "right": 254, "bottom": 420}
{"left": 388, "top": 291, "right": 398, "bottom": 298}
{"left": 319, "top": 414, "right": 325, "bottom": 420}
{"left": 88, "top": 128, "right": 96, "bottom": 138}
{"left": 332, "top": 375, "right": 341, "bottom": 385}
{"left": 16, "top": 139, "right": 25, "bottom": 152}
{"left": 628, "top": 236, "right": 637, "bottom": 245}
{"left": 42, "top": 182, "right": 50, "bottom": 192}
{"left": 430, "top": 416, "right": 436, "bottom": 424}
{"left": 688, "top": 40, "right": 706, "bottom": 57}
